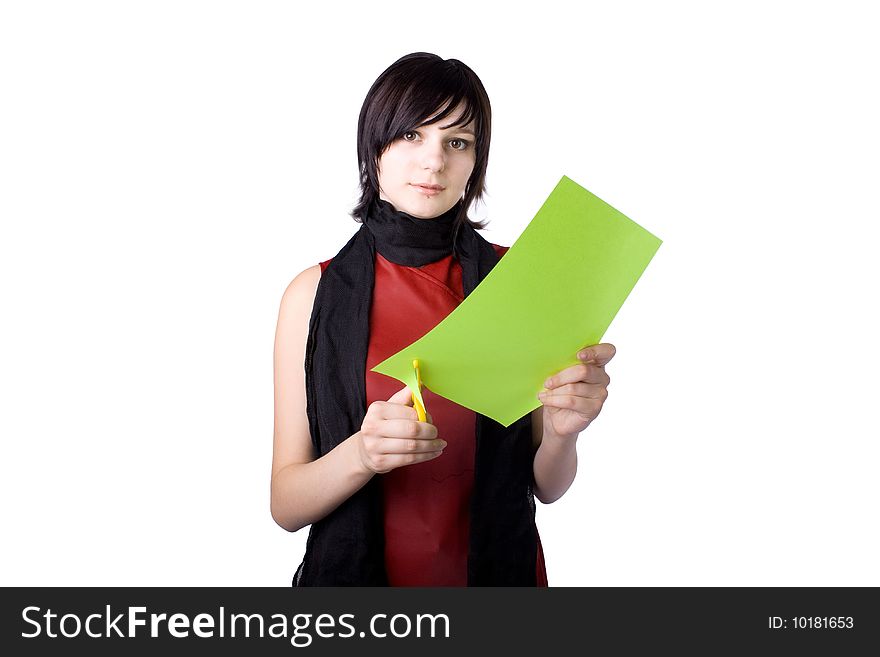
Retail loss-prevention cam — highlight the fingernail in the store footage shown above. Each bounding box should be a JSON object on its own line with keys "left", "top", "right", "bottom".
{"left": 544, "top": 378, "right": 552, "bottom": 388}
{"left": 578, "top": 350, "right": 592, "bottom": 360}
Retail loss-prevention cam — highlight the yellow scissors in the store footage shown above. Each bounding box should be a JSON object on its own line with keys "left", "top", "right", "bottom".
{"left": 412, "top": 359, "right": 427, "bottom": 422}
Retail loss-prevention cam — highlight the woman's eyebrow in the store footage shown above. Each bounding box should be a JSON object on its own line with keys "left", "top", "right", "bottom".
{"left": 440, "top": 125, "right": 475, "bottom": 136}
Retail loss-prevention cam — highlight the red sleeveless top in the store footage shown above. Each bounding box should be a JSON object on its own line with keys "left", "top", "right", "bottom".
{"left": 319, "top": 245, "right": 548, "bottom": 586}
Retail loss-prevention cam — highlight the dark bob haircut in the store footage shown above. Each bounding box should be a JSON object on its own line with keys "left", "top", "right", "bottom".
{"left": 352, "top": 52, "right": 491, "bottom": 230}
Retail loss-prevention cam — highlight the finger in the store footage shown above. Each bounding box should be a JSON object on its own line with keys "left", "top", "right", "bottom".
{"left": 578, "top": 343, "right": 616, "bottom": 367}
{"left": 544, "top": 363, "right": 609, "bottom": 389}
{"left": 376, "top": 418, "right": 439, "bottom": 442}
{"left": 375, "top": 450, "right": 445, "bottom": 472}
{"left": 379, "top": 435, "right": 448, "bottom": 455}
{"left": 387, "top": 385, "right": 415, "bottom": 406}
{"left": 539, "top": 382, "right": 608, "bottom": 400}
{"left": 366, "top": 400, "right": 418, "bottom": 423}
{"left": 538, "top": 394, "right": 603, "bottom": 418}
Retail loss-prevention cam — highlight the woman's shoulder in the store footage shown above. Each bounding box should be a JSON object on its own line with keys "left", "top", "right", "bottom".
{"left": 279, "top": 265, "right": 322, "bottom": 319}
{"left": 289, "top": 264, "right": 322, "bottom": 289}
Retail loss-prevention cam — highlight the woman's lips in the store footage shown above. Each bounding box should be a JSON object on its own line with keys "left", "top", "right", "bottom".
{"left": 411, "top": 183, "right": 444, "bottom": 197}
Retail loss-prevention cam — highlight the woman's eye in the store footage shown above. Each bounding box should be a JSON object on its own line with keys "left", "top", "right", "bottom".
{"left": 402, "top": 131, "right": 418, "bottom": 141}
{"left": 449, "top": 138, "right": 470, "bottom": 151}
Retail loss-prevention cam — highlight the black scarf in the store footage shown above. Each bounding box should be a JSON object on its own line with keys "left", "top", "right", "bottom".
{"left": 294, "top": 198, "right": 537, "bottom": 586}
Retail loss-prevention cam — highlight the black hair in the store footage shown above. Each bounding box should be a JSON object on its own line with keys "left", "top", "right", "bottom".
{"left": 352, "top": 52, "right": 491, "bottom": 230}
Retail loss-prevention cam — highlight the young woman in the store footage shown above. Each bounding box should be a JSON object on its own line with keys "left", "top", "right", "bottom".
{"left": 271, "top": 52, "right": 616, "bottom": 586}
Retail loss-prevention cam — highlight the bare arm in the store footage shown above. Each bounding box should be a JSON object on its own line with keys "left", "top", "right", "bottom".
{"left": 531, "top": 407, "right": 579, "bottom": 504}
{"left": 530, "top": 344, "right": 616, "bottom": 504}
{"left": 270, "top": 266, "right": 374, "bottom": 532}
{"left": 270, "top": 265, "right": 445, "bottom": 532}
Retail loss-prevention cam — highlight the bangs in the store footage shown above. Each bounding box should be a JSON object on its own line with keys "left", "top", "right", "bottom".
{"left": 381, "top": 67, "right": 485, "bottom": 146}
{"left": 414, "top": 93, "right": 480, "bottom": 132}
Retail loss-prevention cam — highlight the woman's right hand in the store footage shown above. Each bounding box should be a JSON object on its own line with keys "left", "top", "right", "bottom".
{"left": 356, "top": 386, "right": 446, "bottom": 474}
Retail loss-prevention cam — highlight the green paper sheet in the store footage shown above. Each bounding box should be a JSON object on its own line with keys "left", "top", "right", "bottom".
{"left": 371, "top": 175, "right": 662, "bottom": 427}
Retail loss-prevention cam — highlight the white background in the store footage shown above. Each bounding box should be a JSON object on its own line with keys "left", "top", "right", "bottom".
{"left": 1, "top": 1, "right": 877, "bottom": 586}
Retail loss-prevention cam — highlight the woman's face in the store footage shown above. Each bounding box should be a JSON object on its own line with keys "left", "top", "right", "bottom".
{"left": 377, "top": 103, "right": 476, "bottom": 219}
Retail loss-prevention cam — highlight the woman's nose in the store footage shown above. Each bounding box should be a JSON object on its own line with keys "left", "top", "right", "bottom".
{"left": 420, "top": 139, "right": 445, "bottom": 172}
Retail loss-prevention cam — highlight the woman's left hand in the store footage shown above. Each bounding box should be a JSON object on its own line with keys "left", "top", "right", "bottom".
{"left": 538, "top": 343, "right": 616, "bottom": 439}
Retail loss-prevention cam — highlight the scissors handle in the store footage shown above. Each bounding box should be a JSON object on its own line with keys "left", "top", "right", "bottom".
{"left": 412, "top": 359, "right": 427, "bottom": 422}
